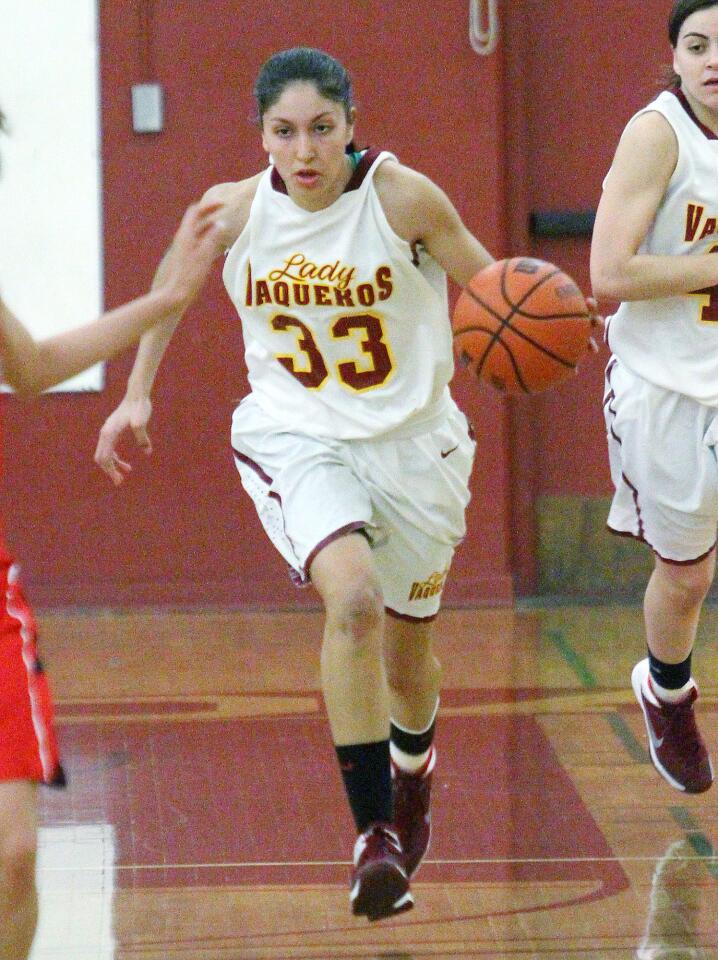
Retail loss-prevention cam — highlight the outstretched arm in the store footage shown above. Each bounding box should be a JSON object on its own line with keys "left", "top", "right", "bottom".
{"left": 94, "top": 177, "right": 256, "bottom": 485}
{"left": 0, "top": 201, "right": 222, "bottom": 397}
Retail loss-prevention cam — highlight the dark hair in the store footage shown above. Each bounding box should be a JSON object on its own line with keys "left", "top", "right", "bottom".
{"left": 664, "top": 1, "right": 718, "bottom": 87}
{"left": 669, "top": 0, "right": 718, "bottom": 45}
{"left": 254, "top": 47, "right": 354, "bottom": 122}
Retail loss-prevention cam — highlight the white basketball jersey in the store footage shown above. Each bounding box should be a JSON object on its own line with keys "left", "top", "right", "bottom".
{"left": 223, "top": 150, "right": 454, "bottom": 439}
{"left": 606, "top": 90, "right": 718, "bottom": 404}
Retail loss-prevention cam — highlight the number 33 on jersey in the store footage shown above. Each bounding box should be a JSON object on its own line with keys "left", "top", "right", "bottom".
{"left": 223, "top": 149, "right": 455, "bottom": 440}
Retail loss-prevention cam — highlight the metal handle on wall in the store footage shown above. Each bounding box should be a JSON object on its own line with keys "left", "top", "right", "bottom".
{"left": 469, "top": 0, "right": 499, "bottom": 55}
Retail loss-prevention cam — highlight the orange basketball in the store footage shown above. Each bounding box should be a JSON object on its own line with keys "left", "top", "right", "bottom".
{"left": 453, "top": 257, "right": 592, "bottom": 393}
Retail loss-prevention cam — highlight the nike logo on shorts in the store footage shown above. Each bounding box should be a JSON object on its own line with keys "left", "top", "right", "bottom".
{"left": 440, "top": 445, "right": 458, "bottom": 459}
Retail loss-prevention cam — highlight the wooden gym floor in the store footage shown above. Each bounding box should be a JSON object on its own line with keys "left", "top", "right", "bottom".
{"left": 28, "top": 603, "right": 718, "bottom": 959}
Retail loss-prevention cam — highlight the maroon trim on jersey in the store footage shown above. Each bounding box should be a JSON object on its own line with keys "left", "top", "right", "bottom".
{"left": 673, "top": 88, "right": 718, "bottom": 140}
{"left": 386, "top": 607, "right": 439, "bottom": 624}
{"left": 345, "top": 147, "right": 382, "bottom": 191}
{"left": 607, "top": 525, "right": 717, "bottom": 566}
{"left": 304, "top": 522, "right": 368, "bottom": 579}
{"left": 232, "top": 446, "right": 310, "bottom": 586}
{"left": 270, "top": 147, "right": 382, "bottom": 195}
{"left": 232, "top": 447, "right": 273, "bottom": 485}
{"left": 608, "top": 465, "right": 716, "bottom": 564}
{"left": 620, "top": 470, "right": 646, "bottom": 542}
{"left": 270, "top": 166, "right": 289, "bottom": 194}
{"left": 603, "top": 357, "right": 621, "bottom": 444}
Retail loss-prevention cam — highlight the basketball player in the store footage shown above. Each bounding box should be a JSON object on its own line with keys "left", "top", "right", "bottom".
{"left": 591, "top": 0, "right": 718, "bottom": 796}
{"left": 93, "top": 46, "right": 495, "bottom": 921}
{"left": 0, "top": 107, "right": 222, "bottom": 960}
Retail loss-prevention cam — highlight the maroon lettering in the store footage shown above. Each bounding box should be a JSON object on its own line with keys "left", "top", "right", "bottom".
{"left": 293, "top": 283, "right": 310, "bottom": 306}
{"left": 256, "top": 280, "right": 271, "bottom": 306}
{"left": 273, "top": 281, "right": 290, "bottom": 307}
{"left": 700, "top": 218, "right": 717, "bottom": 240}
{"left": 314, "top": 285, "right": 331, "bottom": 306}
{"left": 686, "top": 203, "right": 705, "bottom": 242}
{"left": 334, "top": 287, "right": 355, "bottom": 307}
{"left": 356, "top": 284, "right": 376, "bottom": 306}
{"left": 376, "top": 266, "right": 393, "bottom": 301}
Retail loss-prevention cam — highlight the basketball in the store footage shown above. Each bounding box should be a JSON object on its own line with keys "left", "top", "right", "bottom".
{"left": 452, "top": 257, "right": 592, "bottom": 393}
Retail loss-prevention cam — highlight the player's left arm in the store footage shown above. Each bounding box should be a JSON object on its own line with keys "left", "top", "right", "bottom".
{"left": 375, "top": 162, "right": 494, "bottom": 286}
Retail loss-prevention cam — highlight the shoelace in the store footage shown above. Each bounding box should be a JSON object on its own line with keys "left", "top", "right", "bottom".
{"left": 369, "top": 827, "right": 401, "bottom": 857}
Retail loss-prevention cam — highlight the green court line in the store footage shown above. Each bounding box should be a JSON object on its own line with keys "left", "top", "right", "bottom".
{"left": 670, "top": 806, "right": 718, "bottom": 879}
{"left": 545, "top": 628, "right": 599, "bottom": 690}
{"left": 545, "top": 629, "right": 718, "bottom": 880}
{"left": 545, "top": 627, "right": 718, "bottom": 880}
{"left": 545, "top": 628, "right": 648, "bottom": 761}
{"left": 606, "top": 714, "right": 649, "bottom": 762}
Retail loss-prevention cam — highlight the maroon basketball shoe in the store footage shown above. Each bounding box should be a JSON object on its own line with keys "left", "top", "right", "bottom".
{"left": 632, "top": 658, "right": 714, "bottom": 794}
{"left": 392, "top": 746, "right": 436, "bottom": 877}
{"left": 350, "top": 823, "right": 413, "bottom": 921}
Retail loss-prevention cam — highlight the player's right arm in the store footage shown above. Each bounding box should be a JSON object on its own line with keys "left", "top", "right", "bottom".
{"left": 94, "top": 177, "right": 258, "bottom": 485}
{"left": 591, "top": 111, "right": 718, "bottom": 301}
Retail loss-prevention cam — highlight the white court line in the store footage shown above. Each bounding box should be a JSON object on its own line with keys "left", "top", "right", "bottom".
{"left": 31, "top": 825, "right": 116, "bottom": 960}
{"left": 36, "top": 853, "right": 717, "bottom": 872}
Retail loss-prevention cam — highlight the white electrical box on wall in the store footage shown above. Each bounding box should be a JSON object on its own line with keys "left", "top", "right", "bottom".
{"left": 131, "top": 83, "right": 164, "bottom": 133}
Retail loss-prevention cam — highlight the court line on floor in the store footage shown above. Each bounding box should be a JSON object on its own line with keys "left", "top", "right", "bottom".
{"left": 545, "top": 627, "right": 649, "bottom": 761}
{"left": 546, "top": 627, "right": 718, "bottom": 881}
{"left": 35, "top": 853, "right": 710, "bottom": 872}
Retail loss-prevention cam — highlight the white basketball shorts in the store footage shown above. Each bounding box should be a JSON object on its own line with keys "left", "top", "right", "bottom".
{"left": 604, "top": 356, "right": 718, "bottom": 563}
{"left": 230, "top": 393, "right": 475, "bottom": 619}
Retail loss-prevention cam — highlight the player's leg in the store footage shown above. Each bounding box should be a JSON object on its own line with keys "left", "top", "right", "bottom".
{"left": 605, "top": 360, "right": 715, "bottom": 793}
{"left": 632, "top": 551, "right": 715, "bottom": 793}
{"left": 0, "top": 781, "right": 38, "bottom": 960}
{"left": 310, "top": 534, "right": 413, "bottom": 922}
{"left": 644, "top": 550, "right": 715, "bottom": 665}
{"left": 359, "top": 401, "right": 473, "bottom": 878}
{"left": 311, "top": 532, "right": 388, "bottom": 745}
{"left": 384, "top": 614, "right": 439, "bottom": 877}
{"left": 385, "top": 615, "right": 441, "bottom": 733}
{"left": 0, "top": 561, "right": 64, "bottom": 959}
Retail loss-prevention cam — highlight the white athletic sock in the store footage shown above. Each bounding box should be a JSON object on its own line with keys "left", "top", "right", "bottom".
{"left": 390, "top": 698, "right": 439, "bottom": 773}
{"left": 648, "top": 674, "right": 695, "bottom": 705}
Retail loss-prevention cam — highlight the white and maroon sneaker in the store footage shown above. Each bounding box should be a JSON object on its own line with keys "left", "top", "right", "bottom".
{"left": 392, "top": 746, "right": 435, "bottom": 877}
{"left": 349, "top": 822, "right": 413, "bottom": 921}
{"left": 632, "top": 659, "right": 713, "bottom": 794}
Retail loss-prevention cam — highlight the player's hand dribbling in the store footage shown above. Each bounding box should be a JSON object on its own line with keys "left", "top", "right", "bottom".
{"left": 94, "top": 396, "right": 153, "bottom": 486}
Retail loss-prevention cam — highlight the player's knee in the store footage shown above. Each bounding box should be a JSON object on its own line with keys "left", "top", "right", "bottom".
{"left": 658, "top": 559, "right": 713, "bottom": 609}
{"left": 329, "top": 581, "right": 384, "bottom": 645}
{"left": 0, "top": 835, "right": 36, "bottom": 904}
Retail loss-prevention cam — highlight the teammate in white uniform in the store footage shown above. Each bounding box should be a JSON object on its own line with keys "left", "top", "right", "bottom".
{"left": 591, "top": 0, "right": 718, "bottom": 797}
{"left": 94, "top": 47, "right": 495, "bottom": 921}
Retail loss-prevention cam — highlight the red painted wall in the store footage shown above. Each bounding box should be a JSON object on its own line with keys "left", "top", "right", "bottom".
{"left": 502, "top": 0, "right": 672, "bottom": 590}
{"left": 2, "top": 0, "right": 514, "bottom": 607}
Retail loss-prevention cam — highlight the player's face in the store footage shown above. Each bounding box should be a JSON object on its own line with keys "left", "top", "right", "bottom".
{"left": 674, "top": 6, "right": 718, "bottom": 121}
{"left": 261, "top": 81, "right": 355, "bottom": 211}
